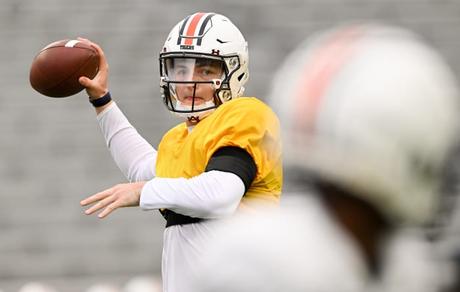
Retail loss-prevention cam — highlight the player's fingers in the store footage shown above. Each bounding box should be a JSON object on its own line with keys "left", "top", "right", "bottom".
{"left": 80, "top": 188, "right": 113, "bottom": 206}
{"left": 77, "top": 37, "right": 92, "bottom": 45}
{"left": 84, "top": 194, "right": 117, "bottom": 215}
{"left": 76, "top": 37, "right": 92, "bottom": 48}
{"left": 78, "top": 76, "right": 92, "bottom": 87}
{"left": 97, "top": 201, "right": 122, "bottom": 218}
{"left": 77, "top": 37, "right": 108, "bottom": 72}
{"left": 94, "top": 46, "right": 108, "bottom": 73}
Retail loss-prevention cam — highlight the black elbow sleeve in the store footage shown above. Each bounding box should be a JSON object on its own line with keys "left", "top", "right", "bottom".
{"left": 205, "top": 146, "right": 257, "bottom": 192}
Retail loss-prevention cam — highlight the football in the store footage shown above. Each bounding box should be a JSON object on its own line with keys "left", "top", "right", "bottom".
{"left": 29, "top": 39, "right": 100, "bottom": 98}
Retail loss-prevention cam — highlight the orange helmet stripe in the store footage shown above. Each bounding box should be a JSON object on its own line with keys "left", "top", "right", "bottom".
{"left": 184, "top": 12, "right": 206, "bottom": 45}
{"left": 293, "top": 25, "right": 365, "bottom": 134}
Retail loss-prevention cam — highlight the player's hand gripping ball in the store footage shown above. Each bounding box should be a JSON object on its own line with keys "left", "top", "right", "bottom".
{"left": 29, "top": 39, "right": 100, "bottom": 97}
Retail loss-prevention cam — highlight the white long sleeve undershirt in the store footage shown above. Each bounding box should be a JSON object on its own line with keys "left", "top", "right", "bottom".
{"left": 97, "top": 102, "right": 157, "bottom": 182}
{"left": 140, "top": 171, "right": 244, "bottom": 218}
{"left": 96, "top": 102, "right": 245, "bottom": 218}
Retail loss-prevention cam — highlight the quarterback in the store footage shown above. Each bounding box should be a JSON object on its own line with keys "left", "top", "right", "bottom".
{"left": 78, "top": 12, "right": 282, "bottom": 292}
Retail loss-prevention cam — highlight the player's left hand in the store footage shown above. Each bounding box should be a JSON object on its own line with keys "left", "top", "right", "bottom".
{"left": 80, "top": 181, "right": 146, "bottom": 218}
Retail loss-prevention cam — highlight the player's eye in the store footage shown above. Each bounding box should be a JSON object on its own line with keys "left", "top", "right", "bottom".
{"left": 201, "top": 68, "right": 212, "bottom": 76}
{"left": 198, "top": 66, "right": 220, "bottom": 78}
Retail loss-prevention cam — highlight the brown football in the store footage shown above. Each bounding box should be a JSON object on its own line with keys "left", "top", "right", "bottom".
{"left": 29, "top": 39, "right": 100, "bottom": 97}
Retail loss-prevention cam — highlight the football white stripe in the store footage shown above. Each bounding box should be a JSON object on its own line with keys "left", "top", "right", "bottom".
{"left": 65, "top": 40, "right": 80, "bottom": 47}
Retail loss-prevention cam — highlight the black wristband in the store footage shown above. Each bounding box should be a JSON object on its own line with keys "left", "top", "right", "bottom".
{"left": 89, "top": 91, "right": 112, "bottom": 108}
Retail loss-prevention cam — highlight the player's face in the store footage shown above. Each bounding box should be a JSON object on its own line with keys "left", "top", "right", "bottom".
{"left": 168, "top": 58, "right": 224, "bottom": 105}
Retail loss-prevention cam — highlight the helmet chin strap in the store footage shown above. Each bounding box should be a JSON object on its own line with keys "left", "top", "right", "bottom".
{"left": 174, "top": 99, "right": 216, "bottom": 122}
{"left": 175, "top": 99, "right": 215, "bottom": 112}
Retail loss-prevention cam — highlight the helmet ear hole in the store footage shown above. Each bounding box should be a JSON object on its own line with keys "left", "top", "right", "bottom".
{"left": 218, "top": 90, "right": 232, "bottom": 102}
{"left": 237, "top": 73, "right": 245, "bottom": 81}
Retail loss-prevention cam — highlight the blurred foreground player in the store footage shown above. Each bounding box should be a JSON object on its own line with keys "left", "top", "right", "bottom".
{"left": 77, "top": 12, "right": 282, "bottom": 292}
{"left": 192, "top": 23, "right": 460, "bottom": 292}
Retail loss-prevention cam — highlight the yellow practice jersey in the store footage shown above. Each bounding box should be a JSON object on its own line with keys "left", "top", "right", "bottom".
{"left": 156, "top": 97, "right": 283, "bottom": 210}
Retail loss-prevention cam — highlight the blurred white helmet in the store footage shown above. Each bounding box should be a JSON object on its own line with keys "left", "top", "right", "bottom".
{"left": 160, "top": 12, "right": 249, "bottom": 122}
{"left": 269, "top": 23, "right": 460, "bottom": 225}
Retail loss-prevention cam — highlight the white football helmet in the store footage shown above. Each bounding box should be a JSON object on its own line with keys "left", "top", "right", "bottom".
{"left": 159, "top": 12, "right": 249, "bottom": 122}
{"left": 269, "top": 23, "right": 460, "bottom": 225}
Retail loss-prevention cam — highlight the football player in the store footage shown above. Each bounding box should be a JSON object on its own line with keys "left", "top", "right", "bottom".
{"left": 191, "top": 23, "right": 460, "bottom": 292}
{"left": 77, "top": 12, "right": 282, "bottom": 292}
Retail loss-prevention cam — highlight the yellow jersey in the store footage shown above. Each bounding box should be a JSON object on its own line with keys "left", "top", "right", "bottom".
{"left": 156, "top": 97, "right": 282, "bottom": 210}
